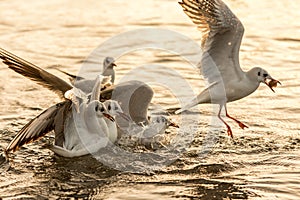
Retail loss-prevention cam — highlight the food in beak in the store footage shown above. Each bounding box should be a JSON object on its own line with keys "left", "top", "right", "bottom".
{"left": 169, "top": 122, "right": 179, "bottom": 128}
{"left": 265, "top": 78, "right": 281, "bottom": 93}
{"left": 103, "top": 113, "right": 115, "bottom": 122}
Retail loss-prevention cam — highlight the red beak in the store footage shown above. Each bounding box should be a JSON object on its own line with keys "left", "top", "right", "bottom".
{"left": 103, "top": 113, "right": 115, "bottom": 122}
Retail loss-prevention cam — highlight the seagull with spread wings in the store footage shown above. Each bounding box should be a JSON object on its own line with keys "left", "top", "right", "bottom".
{"left": 0, "top": 48, "right": 153, "bottom": 156}
{"left": 176, "top": 0, "right": 281, "bottom": 137}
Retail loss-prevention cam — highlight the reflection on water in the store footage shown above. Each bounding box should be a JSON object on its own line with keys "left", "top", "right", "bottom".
{"left": 0, "top": 0, "right": 300, "bottom": 199}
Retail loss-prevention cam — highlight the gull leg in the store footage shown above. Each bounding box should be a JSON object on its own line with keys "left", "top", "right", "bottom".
{"left": 224, "top": 106, "right": 248, "bottom": 129}
{"left": 218, "top": 105, "right": 233, "bottom": 138}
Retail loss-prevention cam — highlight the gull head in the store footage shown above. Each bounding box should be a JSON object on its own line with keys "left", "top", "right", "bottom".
{"left": 251, "top": 67, "right": 281, "bottom": 92}
{"left": 93, "top": 101, "right": 115, "bottom": 122}
{"left": 103, "top": 57, "right": 117, "bottom": 69}
{"left": 104, "top": 100, "right": 130, "bottom": 121}
{"left": 151, "top": 116, "right": 179, "bottom": 128}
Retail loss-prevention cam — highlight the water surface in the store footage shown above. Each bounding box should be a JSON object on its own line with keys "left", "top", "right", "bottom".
{"left": 0, "top": 0, "right": 300, "bottom": 199}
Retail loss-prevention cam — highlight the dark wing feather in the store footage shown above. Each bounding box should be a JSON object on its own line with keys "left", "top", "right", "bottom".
{"left": 57, "top": 68, "right": 78, "bottom": 79}
{"left": 56, "top": 68, "right": 85, "bottom": 84}
{"left": 0, "top": 48, "right": 72, "bottom": 99}
{"left": 6, "top": 101, "right": 71, "bottom": 152}
{"left": 54, "top": 101, "right": 72, "bottom": 147}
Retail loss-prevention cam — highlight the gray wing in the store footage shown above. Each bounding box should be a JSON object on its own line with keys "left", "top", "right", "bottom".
{"left": 104, "top": 80, "right": 154, "bottom": 124}
{"left": 0, "top": 48, "right": 73, "bottom": 99}
{"left": 6, "top": 101, "right": 71, "bottom": 152}
{"left": 90, "top": 76, "right": 102, "bottom": 101}
{"left": 179, "top": 0, "right": 245, "bottom": 82}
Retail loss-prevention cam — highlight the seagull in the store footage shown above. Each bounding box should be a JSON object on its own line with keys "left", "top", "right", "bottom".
{"left": 0, "top": 48, "right": 153, "bottom": 156}
{"left": 57, "top": 56, "right": 117, "bottom": 93}
{"left": 102, "top": 57, "right": 117, "bottom": 84}
{"left": 138, "top": 115, "right": 179, "bottom": 148}
{"left": 49, "top": 101, "right": 113, "bottom": 157}
{"left": 176, "top": 0, "right": 281, "bottom": 137}
{"left": 0, "top": 59, "right": 113, "bottom": 157}
{"left": 147, "top": 115, "right": 179, "bottom": 135}
{"left": 49, "top": 76, "right": 115, "bottom": 157}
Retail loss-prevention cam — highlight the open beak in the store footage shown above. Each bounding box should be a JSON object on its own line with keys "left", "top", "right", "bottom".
{"left": 264, "top": 77, "right": 281, "bottom": 93}
{"left": 103, "top": 113, "right": 115, "bottom": 122}
{"left": 169, "top": 121, "right": 180, "bottom": 128}
{"left": 117, "top": 112, "right": 131, "bottom": 122}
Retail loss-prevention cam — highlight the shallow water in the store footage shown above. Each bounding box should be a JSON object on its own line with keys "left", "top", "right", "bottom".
{"left": 0, "top": 0, "right": 300, "bottom": 199}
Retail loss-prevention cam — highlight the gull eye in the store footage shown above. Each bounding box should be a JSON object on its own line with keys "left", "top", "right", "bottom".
{"left": 108, "top": 105, "right": 111, "bottom": 111}
{"left": 258, "top": 72, "right": 261, "bottom": 76}
{"left": 95, "top": 105, "right": 99, "bottom": 112}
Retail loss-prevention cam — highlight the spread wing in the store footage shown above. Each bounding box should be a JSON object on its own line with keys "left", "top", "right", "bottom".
{"left": 56, "top": 68, "right": 85, "bottom": 84}
{"left": 0, "top": 48, "right": 73, "bottom": 99}
{"left": 108, "top": 80, "right": 153, "bottom": 123}
{"left": 6, "top": 101, "right": 71, "bottom": 152}
{"left": 179, "top": 0, "right": 245, "bottom": 82}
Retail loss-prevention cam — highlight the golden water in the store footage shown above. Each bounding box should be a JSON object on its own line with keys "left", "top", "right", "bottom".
{"left": 0, "top": 0, "right": 299, "bottom": 199}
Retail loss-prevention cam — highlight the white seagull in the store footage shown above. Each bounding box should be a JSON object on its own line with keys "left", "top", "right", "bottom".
{"left": 102, "top": 57, "right": 117, "bottom": 84}
{"left": 0, "top": 48, "right": 153, "bottom": 156}
{"left": 147, "top": 115, "right": 179, "bottom": 135}
{"left": 58, "top": 56, "right": 117, "bottom": 93}
{"left": 73, "top": 56, "right": 116, "bottom": 94}
{"left": 176, "top": 0, "right": 281, "bottom": 137}
{"left": 138, "top": 115, "right": 179, "bottom": 148}
{"left": 58, "top": 56, "right": 117, "bottom": 83}
{"left": 49, "top": 100, "right": 113, "bottom": 157}
{"left": 2, "top": 65, "right": 114, "bottom": 157}
{"left": 49, "top": 76, "right": 115, "bottom": 157}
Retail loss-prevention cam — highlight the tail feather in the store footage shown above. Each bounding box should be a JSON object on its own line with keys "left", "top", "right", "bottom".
{"left": 175, "top": 98, "right": 200, "bottom": 114}
{"left": 175, "top": 81, "right": 218, "bottom": 114}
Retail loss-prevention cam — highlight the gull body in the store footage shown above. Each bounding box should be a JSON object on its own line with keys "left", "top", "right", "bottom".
{"left": 139, "top": 115, "right": 179, "bottom": 148}
{"left": 147, "top": 115, "right": 178, "bottom": 136}
{"left": 58, "top": 56, "right": 117, "bottom": 93}
{"left": 50, "top": 77, "right": 112, "bottom": 157}
{"left": 177, "top": 0, "right": 280, "bottom": 137}
{"left": 50, "top": 101, "right": 111, "bottom": 157}
{"left": 102, "top": 57, "right": 116, "bottom": 84}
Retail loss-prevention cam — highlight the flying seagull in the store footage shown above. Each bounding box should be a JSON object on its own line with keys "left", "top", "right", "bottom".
{"left": 176, "top": 0, "right": 281, "bottom": 137}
